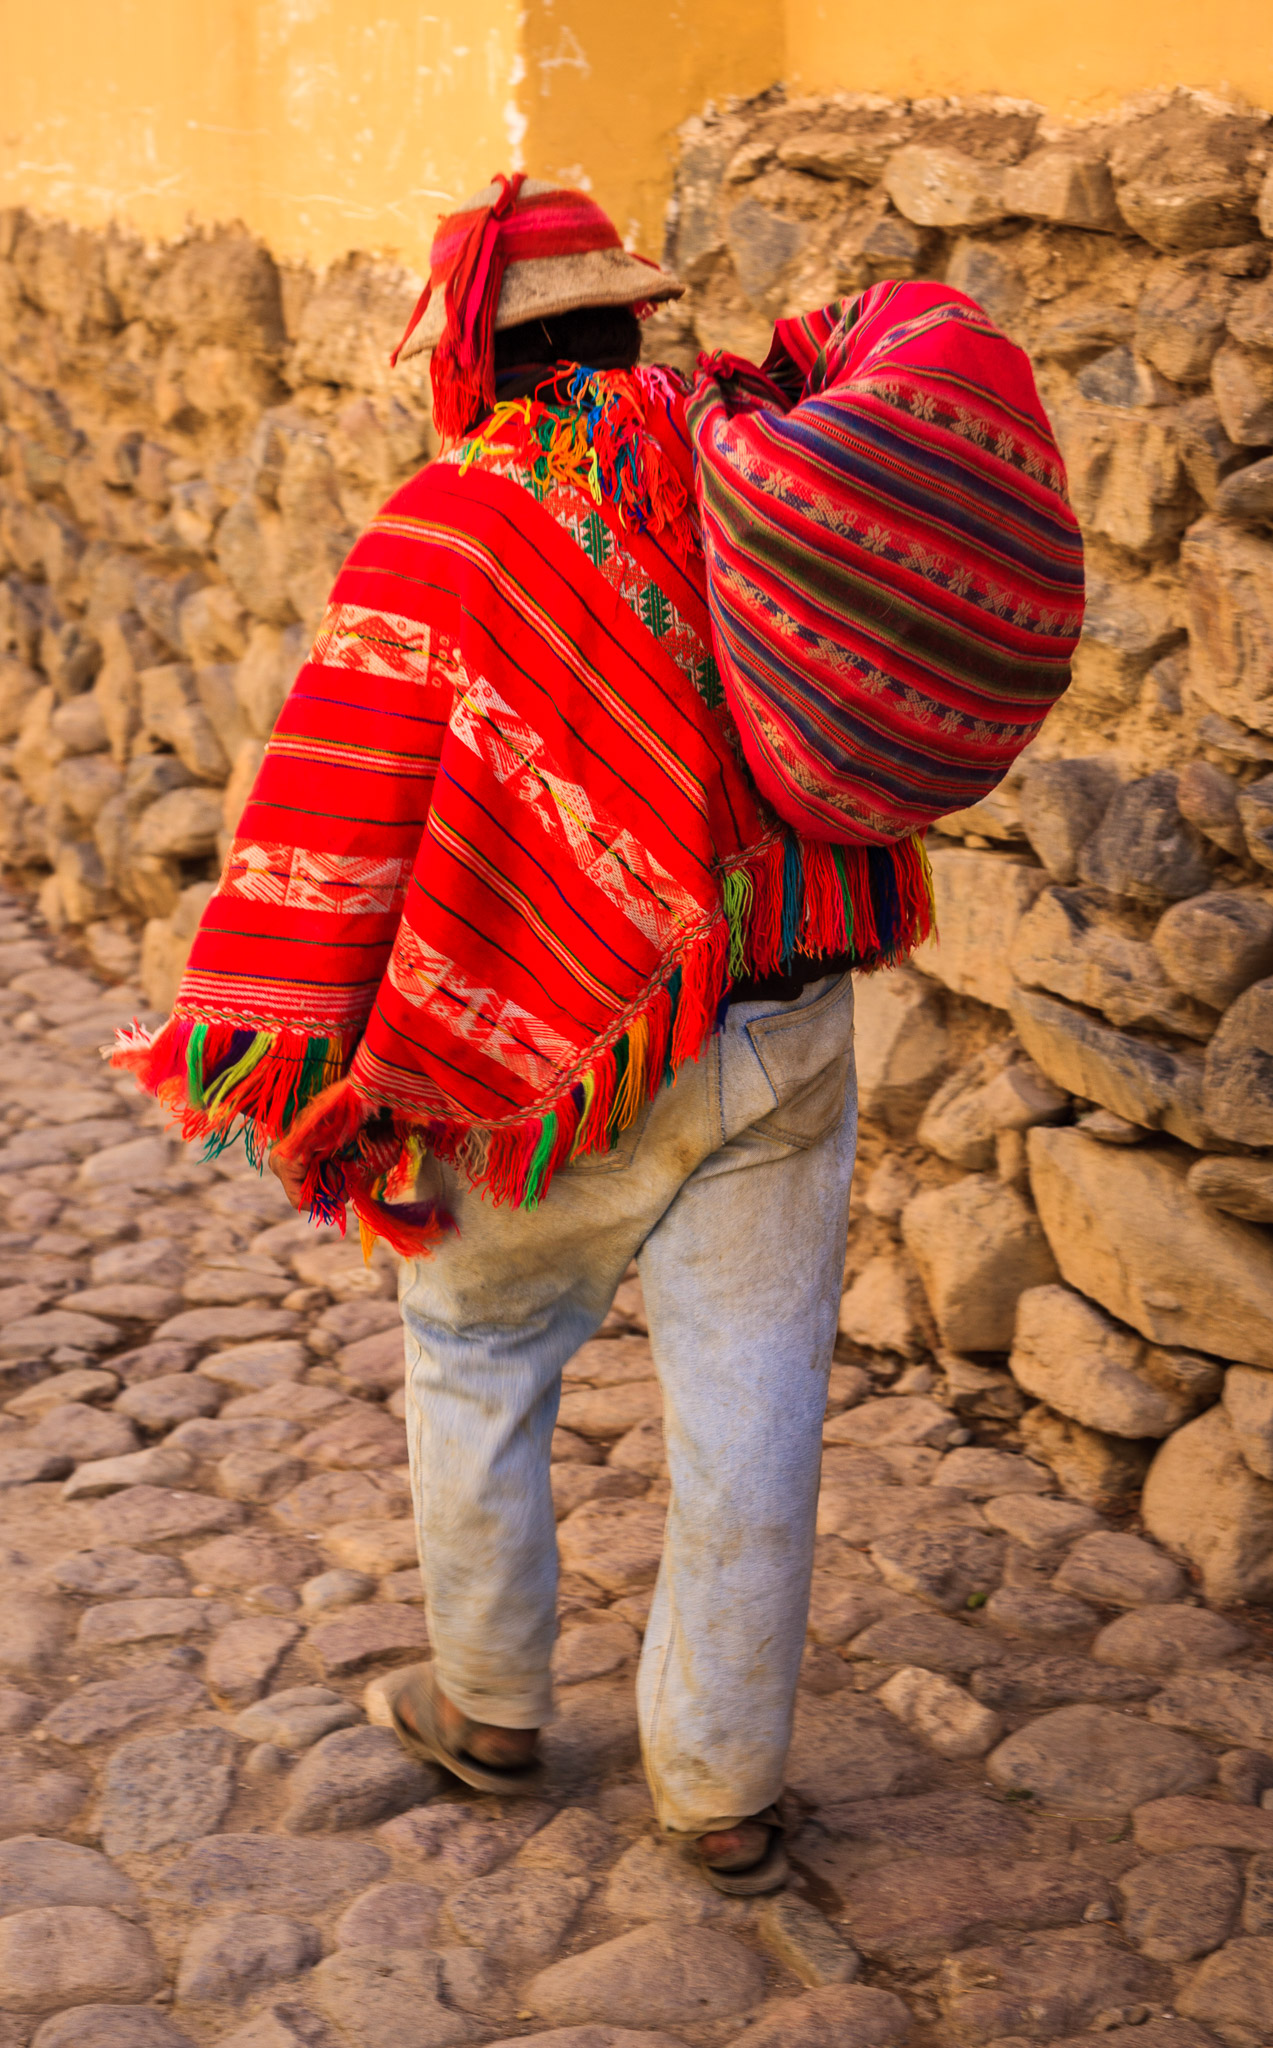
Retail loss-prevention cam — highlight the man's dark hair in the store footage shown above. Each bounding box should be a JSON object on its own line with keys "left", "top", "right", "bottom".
{"left": 493, "top": 304, "right": 642, "bottom": 374}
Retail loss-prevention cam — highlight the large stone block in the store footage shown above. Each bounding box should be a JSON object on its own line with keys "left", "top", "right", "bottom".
{"left": 1216, "top": 450, "right": 1273, "bottom": 527}
{"left": 214, "top": 498, "right": 296, "bottom": 628}
{"left": 1068, "top": 576, "right": 1182, "bottom": 717}
{"left": 917, "top": 1044, "right": 1067, "bottom": 1171}
{"left": 1187, "top": 1155, "right": 1273, "bottom": 1224}
{"left": 1178, "top": 395, "right": 1250, "bottom": 511}
{"left": 1203, "top": 978, "right": 1273, "bottom": 1145}
{"left": 1108, "top": 99, "right": 1266, "bottom": 251}
{"left": 1000, "top": 149, "right": 1119, "bottom": 229}
{"left": 1135, "top": 262, "right": 1235, "bottom": 383}
{"left": 1019, "top": 1404, "right": 1152, "bottom": 1507}
{"left": 901, "top": 1175, "right": 1058, "bottom": 1353}
{"left": 137, "top": 664, "right": 231, "bottom": 782}
{"left": 1012, "top": 888, "right": 1214, "bottom": 1040}
{"left": 288, "top": 251, "right": 435, "bottom": 395}
{"left": 147, "top": 228, "right": 285, "bottom": 355}
{"left": 1143, "top": 1405, "right": 1273, "bottom": 1605}
{"left": 725, "top": 199, "right": 807, "bottom": 306}
{"left": 1009, "top": 986, "right": 1213, "bottom": 1149}
{"left": 1154, "top": 893, "right": 1273, "bottom": 1012}
{"left": 134, "top": 787, "right": 223, "bottom": 861}
{"left": 838, "top": 1251, "right": 931, "bottom": 1359}
{"left": 1175, "top": 758, "right": 1246, "bottom": 860}
{"left": 1224, "top": 1365, "right": 1273, "bottom": 1483}
{"left": 1017, "top": 757, "right": 1120, "bottom": 884}
{"left": 1027, "top": 1127, "right": 1273, "bottom": 1368}
{"left": 1077, "top": 773, "right": 1212, "bottom": 905}
{"left": 852, "top": 966, "right": 948, "bottom": 1135}
{"left": 884, "top": 146, "right": 1006, "bottom": 228}
{"left": 1213, "top": 343, "right": 1273, "bottom": 447}
{"left": 1238, "top": 778, "right": 1273, "bottom": 872}
{"left": 913, "top": 849, "right": 1048, "bottom": 1009}
{"left": 234, "top": 621, "right": 307, "bottom": 740}
{"left": 1053, "top": 399, "right": 1195, "bottom": 559}
{"left": 1011, "top": 1284, "right": 1221, "bottom": 1439}
{"left": 944, "top": 240, "right": 1024, "bottom": 330}
{"left": 1181, "top": 518, "right": 1273, "bottom": 736}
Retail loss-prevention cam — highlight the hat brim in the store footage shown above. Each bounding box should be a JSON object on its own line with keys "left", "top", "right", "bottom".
{"left": 398, "top": 247, "right": 685, "bottom": 362}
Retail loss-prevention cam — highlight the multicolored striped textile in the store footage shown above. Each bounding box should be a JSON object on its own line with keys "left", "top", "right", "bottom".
{"left": 113, "top": 365, "right": 934, "bottom": 1252}
{"left": 688, "top": 280, "right": 1085, "bottom": 844}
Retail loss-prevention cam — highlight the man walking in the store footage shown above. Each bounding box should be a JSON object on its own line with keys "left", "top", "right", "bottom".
{"left": 118, "top": 172, "right": 1081, "bottom": 1892}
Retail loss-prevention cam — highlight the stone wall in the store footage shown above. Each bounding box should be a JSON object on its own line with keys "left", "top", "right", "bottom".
{"left": 5, "top": 85, "right": 1273, "bottom": 1595}
{"left": 649, "top": 86, "right": 1273, "bottom": 1602}
{"left": 0, "top": 215, "right": 433, "bottom": 997}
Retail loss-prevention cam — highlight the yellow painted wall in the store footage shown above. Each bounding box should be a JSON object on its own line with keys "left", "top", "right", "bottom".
{"left": 0, "top": 0, "right": 524, "bottom": 268}
{"left": 4, "top": 0, "right": 1271, "bottom": 274}
{"left": 0, "top": 0, "right": 779, "bottom": 269}
{"left": 520, "top": 0, "right": 783, "bottom": 251}
{"left": 786, "top": 0, "right": 1273, "bottom": 121}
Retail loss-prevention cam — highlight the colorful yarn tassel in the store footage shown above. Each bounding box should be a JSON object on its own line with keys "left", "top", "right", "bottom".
{"left": 113, "top": 826, "right": 934, "bottom": 1253}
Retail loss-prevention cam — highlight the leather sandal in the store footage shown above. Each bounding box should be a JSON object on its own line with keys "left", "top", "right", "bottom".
{"left": 695, "top": 1804, "right": 788, "bottom": 1895}
{"left": 366, "top": 1662, "right": 546, "bottom": 1796}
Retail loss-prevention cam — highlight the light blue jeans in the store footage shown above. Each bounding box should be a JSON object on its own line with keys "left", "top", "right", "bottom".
{"left": 399, "top": 972, "right": 857, "bottom": 1835}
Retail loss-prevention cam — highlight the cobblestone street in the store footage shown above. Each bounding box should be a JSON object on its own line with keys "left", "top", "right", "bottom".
{"left": 0, "top": 886, "right": 1269, "bottom": 2048}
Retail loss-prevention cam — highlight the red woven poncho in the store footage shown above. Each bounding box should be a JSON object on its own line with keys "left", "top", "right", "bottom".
{"left": 688, "top": 280, "right": 1085, "bottom": 843}
{"left": 114, "top": 363, "right": 936, "bottom": 1253}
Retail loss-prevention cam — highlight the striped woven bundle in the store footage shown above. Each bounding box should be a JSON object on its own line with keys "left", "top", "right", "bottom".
{"left": 114, "top": 364, "right": 935, "bottom": 1253}
{"left": 688, "top": 280, "right": 1085, "bottom": 844}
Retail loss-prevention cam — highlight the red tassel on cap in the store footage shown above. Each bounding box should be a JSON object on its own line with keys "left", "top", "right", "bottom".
{"left": 392, "top": 172, "right": 526, "bottom": 440}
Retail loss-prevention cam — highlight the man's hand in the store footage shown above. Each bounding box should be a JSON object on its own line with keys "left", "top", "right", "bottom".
{"left": 267, "top": 1145, "right": 308, "bottom": 1211}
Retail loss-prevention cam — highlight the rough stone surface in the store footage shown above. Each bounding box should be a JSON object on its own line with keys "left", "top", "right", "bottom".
{"left": 1020, "top": 1402, "right": 1154, "bottom": 1507}
{"left": 1095, "top": 1606, "right": 1251, "bottom": 1672}
{"left": 742, "top": 1985, "right": 912, "bottom": 2048}
{"left": 939, "top": 1926, "right": 1169, "bottom": 2041}
{"left": 1149, "top": 1670, "right": 1273, "bottom": 1750}
{"left": 914, "top": 850, "right": 1050, "bottom": 1008}
{"left": 29, "top": 2010, "right": 195, "bottom": 2048}
{"left": 176, "top": 1912, "right": 320, "bottom": 2005}
{"left": 90, "top": 1485, "right": 246, "bottom": 1545}
{"left": 41, "top": 1666, "right": 207, "bottom": 1746}
{"left": 1119, "top": 1847, "right": 1242, "bottom": 1961}
{"left": 852, "top": 967, "right": 949, "bottom": 1134}
{"left": 206, "top": 1616, "right": 302, "bottom": 1706}
{"left": 869, "top": 1526, "right": 1004, "bottom": 1610}
{"left": 1012, "top": 1283, "right": 1219, "bottom": 1439}
{"left": 1144, "top": 1405, "right": 1273, "bottom": 1604}
{"left": 987, "top": 1705, "right": 1215, "bottom": 1815}
{"left": 1053, "top": 1529, "right": 1185, "bottom": 1606}
{"left": 529, "top": 1924, "right": 766, "bottom": 2028}
{"left": 901, "top": 1174, "right": 1058, "bottom": 1351}
{"left": 0, "top": 1905, "right": 162, "bottom": 2013}
{"left": 283, "top": 1725, "right": 437, "bottom": 1832}
{"left": 0, "top": 1593, "right": 68, "bottom": 1676}
{"left": 234, "top": 1685, "right": 361, "bottom": 1751}
{"left": 156, "top": 1833, "right": 388, "bottom": 1914}
{"left": 877, "top": 1665, "right": 1002, "bottom": 1758}
{"left": 99, "top": 1726, "right": 237, "bottom": 1856}
{"left": 444, "top": 1866, "right": 592, "bottom": 1963}
{"left": 334, "top": 1880, "right": 443, "bottom": 1950}
{"left": 1179, "top": 1935, "right": 1273, "bottom": 2046}
{"left": 307, "top": 1948, "right": 486, "bottom": 2048}
{"left": 844, "top": 1851, "right": 1113, "bottom": 1961}
{"left": 1028, "top": 1128, "right": 1273, "bottom": 1369}
{"left": 308, "top": 1604, "right": 429, "bottom": 1676}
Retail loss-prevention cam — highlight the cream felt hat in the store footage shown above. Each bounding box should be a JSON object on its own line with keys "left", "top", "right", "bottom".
{"left": 394, "top": 177, "right": 684, "bottom": 367}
